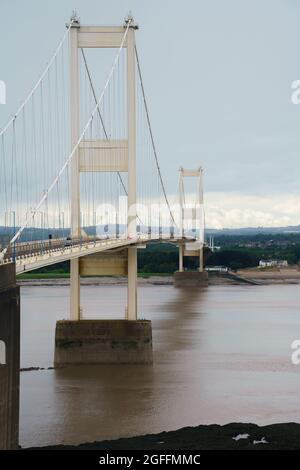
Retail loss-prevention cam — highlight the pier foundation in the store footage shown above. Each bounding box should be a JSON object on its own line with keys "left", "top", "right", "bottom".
{"left": 0, "top": 263, "right": 20, "bottom": 450}
{"left": 54, "top": 319, "right": 153, "bottom": 366}
{"left": 174, "top": 270, "right": 208, "bottom": 287}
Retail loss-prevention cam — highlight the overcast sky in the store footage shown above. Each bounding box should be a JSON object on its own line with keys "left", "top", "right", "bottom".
{"left": 1, "top": 0, "right": 300, "bottom": 228}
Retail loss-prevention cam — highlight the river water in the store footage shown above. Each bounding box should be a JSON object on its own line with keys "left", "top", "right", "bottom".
{"left": 20, "top": 283, "right": 300, "bottom": 447}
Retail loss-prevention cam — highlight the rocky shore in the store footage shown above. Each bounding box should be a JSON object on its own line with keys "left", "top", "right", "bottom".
{"left": 28, "top": 422, "right": 300, "bottom": 450}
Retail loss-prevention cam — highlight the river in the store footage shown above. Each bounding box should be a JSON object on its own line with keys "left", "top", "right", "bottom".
{"left": 19, "top": 283, "right": 300, "bottom": 447}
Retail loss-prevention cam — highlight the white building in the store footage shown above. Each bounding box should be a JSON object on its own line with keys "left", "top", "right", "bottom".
{"left": 259, "top": 259, "right": 288, "bottom": 268}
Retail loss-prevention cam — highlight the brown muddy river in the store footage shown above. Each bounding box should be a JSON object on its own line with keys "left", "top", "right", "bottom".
{"left": 20, "top": 283, "right": 300, "bottom": 447}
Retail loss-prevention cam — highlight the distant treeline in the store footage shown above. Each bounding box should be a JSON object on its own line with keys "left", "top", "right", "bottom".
{"left": 28, "top": 239, "right": 300, "bottom": 275}
{"left": 211, "top": 232, "right": 300, "bottom": 246}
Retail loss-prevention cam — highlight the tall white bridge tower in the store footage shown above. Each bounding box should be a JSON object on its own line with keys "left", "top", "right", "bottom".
{"left": 68, "top": 14, "right": 138, "bottom": 322}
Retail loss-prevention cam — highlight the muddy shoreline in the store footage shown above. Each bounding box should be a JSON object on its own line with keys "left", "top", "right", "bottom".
{"left": 17, "top": 276, "right": 173, "bottom": 287}
{"left": 27, "top": 422, "right": 300, "bottom": 450}
{"left": 17, "top": 274, "right": 300, "bottom": 287}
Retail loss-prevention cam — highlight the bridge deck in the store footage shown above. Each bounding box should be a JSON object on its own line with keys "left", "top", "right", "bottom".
{"left": 1, "top": 235, "right": 196, "bottom": 274}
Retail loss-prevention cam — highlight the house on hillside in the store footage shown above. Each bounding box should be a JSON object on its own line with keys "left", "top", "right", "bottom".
{"left": 258, "top": 259, "right": 288, "bottom": 268}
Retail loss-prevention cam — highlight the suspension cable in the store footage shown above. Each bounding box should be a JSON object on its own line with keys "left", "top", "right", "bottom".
{"left": 0, "top": 20, "right": 74, "bottom": 138}
{"left": 80, "top": 47, "right": 145, "bottom": 227}
{"left": 0, "top": 19, "right": 132, "bottom": 259}
{"left": 135, "top": 45, "right": 177, "bottom": 228}
{"left": 80, "top": 48, "right": 126, "bottom": 195}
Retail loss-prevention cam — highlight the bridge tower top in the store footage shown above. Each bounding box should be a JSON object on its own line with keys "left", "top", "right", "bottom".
{"left": 69, "top": 11, "right": 80, "bottom": 27}
{"left": 124, "top": 12, "right": 139, "bottom": 29}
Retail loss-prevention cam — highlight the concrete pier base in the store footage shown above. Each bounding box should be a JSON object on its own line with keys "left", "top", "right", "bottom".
{"left": 54, "top": 319, "right": 153, "bottom": 366}
{"left": 0, "top": 264, "right": 20, "bottom": 450}
{"left": 174, "top": 270, "right": 208, "bottom": 287}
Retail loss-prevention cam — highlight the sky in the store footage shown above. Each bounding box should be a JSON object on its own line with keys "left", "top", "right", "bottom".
{"left": 1, "top": 0, "right": 300, "bottom": 228}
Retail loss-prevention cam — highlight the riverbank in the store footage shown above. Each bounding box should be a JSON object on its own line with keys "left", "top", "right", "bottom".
{"left": 17, "top": 275, "right": 174, "bottom": 286}
{"left": 28, "top": 422, "right": 300, "bottom": 450}
{"left": 236, "top": 267, "right": 300, "bottom": 284}
{"left": 17, "top": 272, "right": 300, "bottom": 286}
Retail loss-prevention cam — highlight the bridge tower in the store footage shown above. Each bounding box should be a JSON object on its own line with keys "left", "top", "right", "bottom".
{"left": 69, "top": 13, "right": 138, "bottom": 322}
{"left": 174, "top": 167, "right": 208, "bottom": 287}
{"left": 54, "top": 14, "right": 152, "bottom": 365}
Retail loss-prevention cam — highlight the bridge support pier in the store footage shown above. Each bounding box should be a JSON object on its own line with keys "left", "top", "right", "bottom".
{"left": 54, "top": 319, "right": 152, "bottom": 365}
{"left": 54, "top": 17, "right": 153, "bottom": 366}
{"left": 174, "top": 270, "right": 208, "bottom": 287}
{"left": 0, "top": 263, "right": 20, "bottom": 449}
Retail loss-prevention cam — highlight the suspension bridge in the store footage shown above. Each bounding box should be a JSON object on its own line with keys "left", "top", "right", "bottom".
{"left": 0, "top": 14, "right": 207, "bottom": 372}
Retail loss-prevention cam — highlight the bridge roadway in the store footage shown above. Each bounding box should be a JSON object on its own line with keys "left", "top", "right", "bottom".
{"left": 1, "top": 234, "right": 195, "bottom": 275}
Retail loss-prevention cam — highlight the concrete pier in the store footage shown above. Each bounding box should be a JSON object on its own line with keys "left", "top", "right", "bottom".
{"left": 0, "top": 263, "right": 20, "bottom": 450}
{"left": 174, "top": 270, "right": 208, "bottom": 287}
{"left": 54, "top": 319, "right": 153, "bottom": 366}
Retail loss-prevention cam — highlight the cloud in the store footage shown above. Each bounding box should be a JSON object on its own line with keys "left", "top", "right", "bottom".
{"left": 203, "top": 192, "right": 300, "bottom": 229}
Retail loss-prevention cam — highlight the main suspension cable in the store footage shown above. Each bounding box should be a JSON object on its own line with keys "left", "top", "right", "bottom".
{"left": 135, "top": 46, "right": 177, "bottom": 228}
{"left": 0, "top": 20, "right": 132, "bottom": 259}
{"left": 0, "top": 19, "right": 74, "bottom": 138}
{"left": 80, "top": 47, "right": 145, "bottom": 227}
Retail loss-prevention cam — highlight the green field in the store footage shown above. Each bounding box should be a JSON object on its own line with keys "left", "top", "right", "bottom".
{"left": 17, "top": 272, "right": 70, "bottom": 279}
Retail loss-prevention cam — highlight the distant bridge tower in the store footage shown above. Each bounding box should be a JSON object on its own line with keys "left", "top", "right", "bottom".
{"left": 175, "top": 167, "right": 207, "bottom": 287}
{"left": 68, "top": 14, "right": 138, "bottom": 321}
